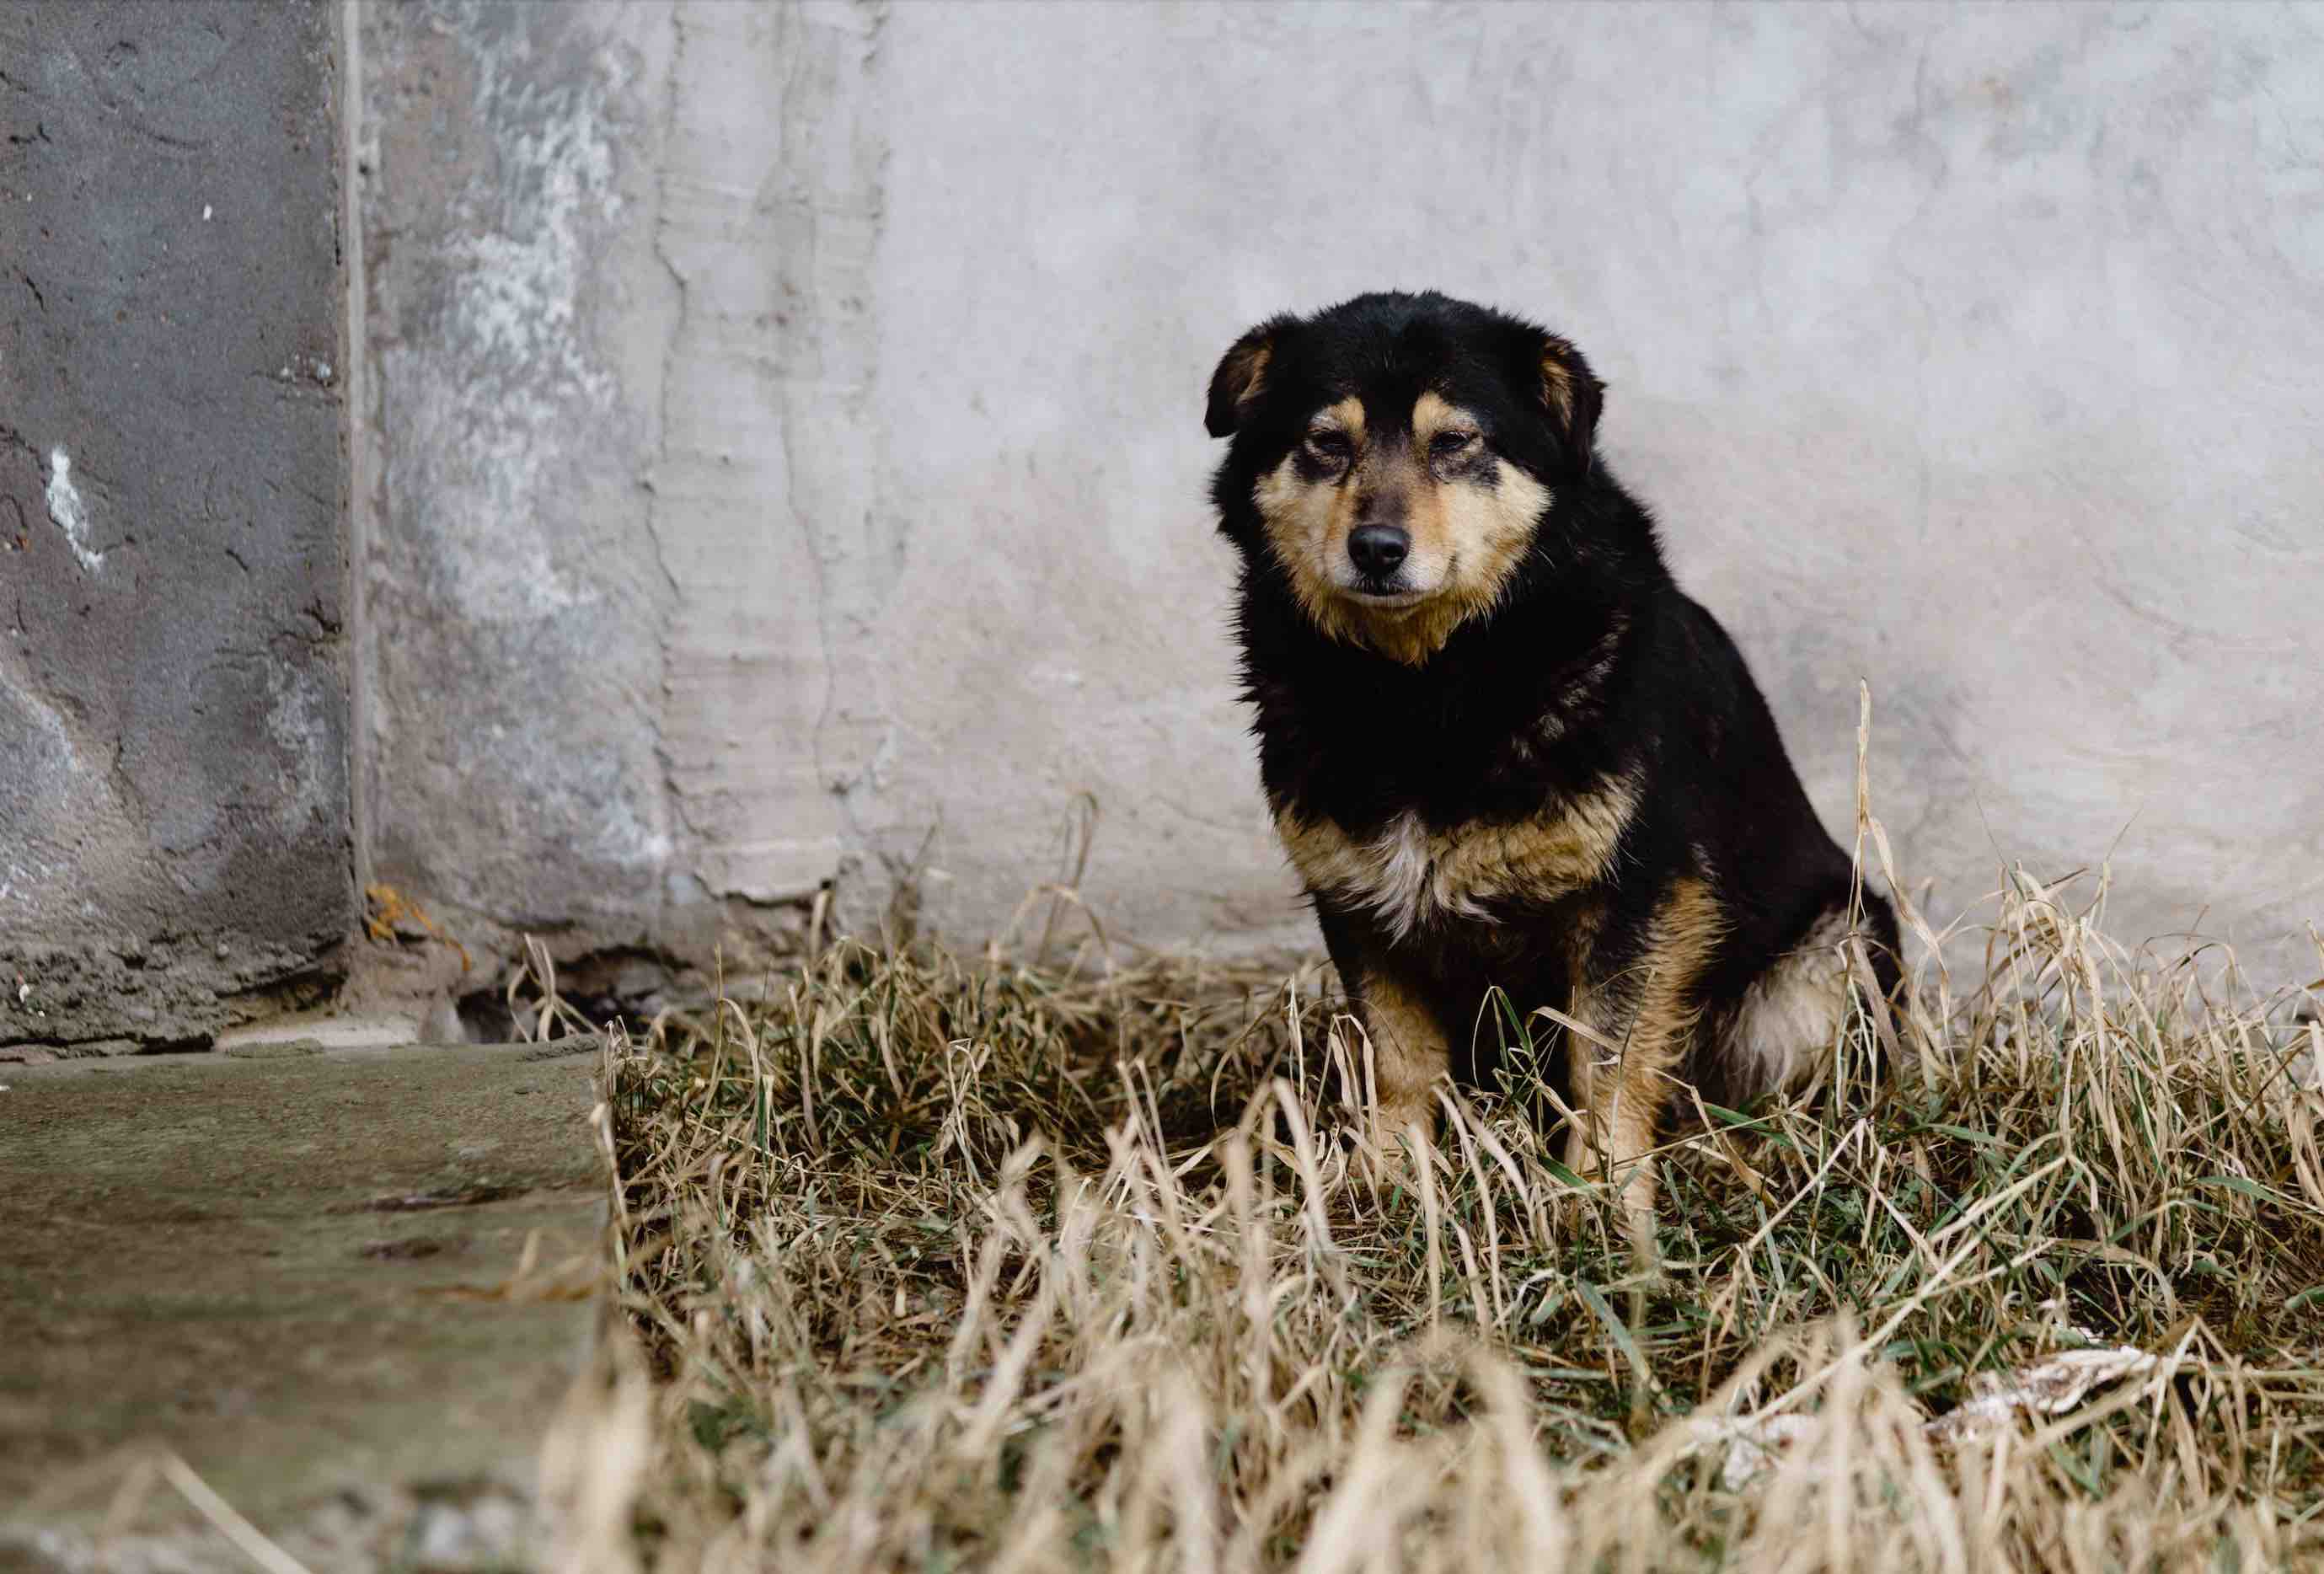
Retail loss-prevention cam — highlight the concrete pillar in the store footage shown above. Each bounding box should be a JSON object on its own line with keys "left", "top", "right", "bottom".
{"left": 0, "top": 1, "right": 352, "bottom": 1053}
{"left": 350, "top": 2, "right": 697, "bottom": 1020}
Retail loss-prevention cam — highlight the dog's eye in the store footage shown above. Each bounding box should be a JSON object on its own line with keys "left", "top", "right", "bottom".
{"left": 1430, "top": 430, "right": 1478, "bottom": 457}
{"left": 1303, "top": 431, "right": 1352, "bottom": 461}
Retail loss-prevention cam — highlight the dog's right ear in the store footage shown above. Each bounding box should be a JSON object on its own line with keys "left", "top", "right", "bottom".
{"left": 1538, "top": 333, "right": 1606, "bottom": 476}
{"left": 1205, "top": 319, "right": 1286, "bottom": 438}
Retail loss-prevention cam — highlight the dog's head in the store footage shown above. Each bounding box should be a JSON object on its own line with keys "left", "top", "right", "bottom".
{"left": 1205, "top": 292, "right": 1604, "bottom": 665}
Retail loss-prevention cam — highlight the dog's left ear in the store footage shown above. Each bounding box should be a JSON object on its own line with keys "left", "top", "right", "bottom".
{"left": 1539, "top": 335, "right": 1606, "bottom": 475}
{"left": 1205, "top": 319, "right": 1285, "bottom": 439}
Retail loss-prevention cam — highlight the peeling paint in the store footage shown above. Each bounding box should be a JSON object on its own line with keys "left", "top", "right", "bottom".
{"left": 43, "top": 449, "right": 101, "bottom": 572}
{"left": 418, "top": 37, "right": 624, "bottom": 626}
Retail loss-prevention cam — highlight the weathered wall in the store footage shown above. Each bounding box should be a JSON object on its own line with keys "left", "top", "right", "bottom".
{"left": 351, "top": 1, "right": 688, "bottom": 1014}
{"left": 0, "top": 0, "right": 351, "bottom": 1052}
{"left": 360, "top": 2, "right": 2324, "bottom": 992}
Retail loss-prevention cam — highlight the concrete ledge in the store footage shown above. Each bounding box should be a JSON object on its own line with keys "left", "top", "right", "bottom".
{"left": 0, "top": 1036, "right": 610, "bottom": 1571}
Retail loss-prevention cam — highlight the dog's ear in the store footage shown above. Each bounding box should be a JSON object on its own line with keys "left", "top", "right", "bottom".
{"left": 1538, "top": 334, "right": 1605, "bottom": 475}
{"left": 1206, "top": 319, "right": 1285, "bottom": 438}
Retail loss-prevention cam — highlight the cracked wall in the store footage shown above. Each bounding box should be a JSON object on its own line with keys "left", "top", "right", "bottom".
{"left": 0, "top": 0, "right": 352, "bottom": 1052}
{"left": 359, "top": 3, "right": 2324, "bottom": 988}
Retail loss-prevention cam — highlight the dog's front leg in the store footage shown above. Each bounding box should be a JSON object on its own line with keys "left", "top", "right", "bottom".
{"left": 1561, "top": 990, "right": 1673, "bottom": 1218}
{"left": 1312, "top": 900, "right": 1448, "bottom": 1161}
{"left": 1562, "top": 878, "right": 1722, "bottom": 1262}
{"left": 1353, "top": 969, "right": 1448, "bottom": 1160}
{"left": 1562, "top": 999, "right": 1676, "bottom": 1277}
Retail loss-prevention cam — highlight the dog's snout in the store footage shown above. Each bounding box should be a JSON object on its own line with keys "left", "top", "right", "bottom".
{"left": 1347, "top": 524, "right": 1410, "bottom": 578}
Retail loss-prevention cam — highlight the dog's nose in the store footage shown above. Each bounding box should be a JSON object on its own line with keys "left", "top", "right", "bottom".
{"left": 1347, "top": 525, "right": 1409, "bottom": 578}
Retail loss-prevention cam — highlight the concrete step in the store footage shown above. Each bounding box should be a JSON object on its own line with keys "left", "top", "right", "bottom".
{"left": 0, "top": 1035, "right": 612, "bottom": 1572}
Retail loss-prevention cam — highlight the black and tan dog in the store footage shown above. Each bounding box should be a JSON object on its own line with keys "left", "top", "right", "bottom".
{"left": 1204, "top": 290, "right": 1899, "bottom": 1223}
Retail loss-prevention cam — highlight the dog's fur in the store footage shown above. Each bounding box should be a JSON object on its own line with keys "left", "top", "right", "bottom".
{"left": 1204, "top": 291, "right": 1901, "bottom": 1220}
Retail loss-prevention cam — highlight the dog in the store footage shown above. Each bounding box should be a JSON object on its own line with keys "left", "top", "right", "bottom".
{"left": 1203, "top": 290, "right": 1901, "bottom": 1228}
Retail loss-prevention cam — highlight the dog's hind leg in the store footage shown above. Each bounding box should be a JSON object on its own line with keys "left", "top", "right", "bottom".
{"left": 1722, "top": 906, "right": 1856, "bottom": 1100}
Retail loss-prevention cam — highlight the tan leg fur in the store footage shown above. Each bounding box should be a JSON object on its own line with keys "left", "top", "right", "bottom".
{"left": 1354, "top": 971, "right": 1448, "bottom": 1159}
{"left": 1562, "top": 878, "right": 1726, "bottom": 1253}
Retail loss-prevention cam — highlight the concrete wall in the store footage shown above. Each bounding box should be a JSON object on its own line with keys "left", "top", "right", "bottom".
{"left": 0, "top": 0, "right": 351, "bottom": 1052}
{"left": 360, "top": 1, "right": 2324, "bottom": 993}
{"left": 351, "top": 1, "right": 689, "bottom": 1015}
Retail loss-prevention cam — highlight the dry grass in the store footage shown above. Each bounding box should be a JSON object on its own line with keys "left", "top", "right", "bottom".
{"left": 579, "top": 833, "right": 2324, "bottom": 1570}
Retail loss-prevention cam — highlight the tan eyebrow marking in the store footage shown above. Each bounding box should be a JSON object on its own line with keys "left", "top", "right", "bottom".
{"left": 1411, "top": 390, "right": 1481, "bottom": 442}
{"left": 1307, "top": 396, "right": 1367, "bottom": 440}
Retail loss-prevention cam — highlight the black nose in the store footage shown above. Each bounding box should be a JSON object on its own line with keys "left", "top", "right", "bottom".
{"left": 1347, "top": 525, "right": 1409, "bottom": 578}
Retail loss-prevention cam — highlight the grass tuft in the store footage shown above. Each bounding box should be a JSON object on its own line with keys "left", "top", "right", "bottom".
{"left": 576, "top": 858, "right": 2324, "bottom": 1573}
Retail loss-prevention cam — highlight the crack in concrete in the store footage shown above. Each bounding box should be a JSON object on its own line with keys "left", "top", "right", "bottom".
{"left": 628, "top": 3, "right": 892, "bottom": 917}
{"left": 791, "top": 3, "right": 891, "bottom": 886}
{"left": 640, "top": 0, "right": 691, "bottom": 892}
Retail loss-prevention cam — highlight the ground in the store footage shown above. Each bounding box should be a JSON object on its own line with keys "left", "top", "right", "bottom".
{"left": 6, "top": 872, "right": 2321, "bottom": 1574}
{"left": 0, "top": 1034, "right": 604, "bottom": 1573}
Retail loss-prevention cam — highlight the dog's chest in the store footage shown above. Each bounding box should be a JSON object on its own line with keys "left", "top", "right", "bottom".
{"left": 1274, "top": 781, "right": 1634, "bottom": 942}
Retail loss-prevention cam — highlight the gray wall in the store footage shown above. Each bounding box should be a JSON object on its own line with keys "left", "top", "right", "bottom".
{"left": 356, "top": 2, "right": 2321, "bottom": 993}
{"left": 0, "top": 1, "right": 351, "bottom": 1052}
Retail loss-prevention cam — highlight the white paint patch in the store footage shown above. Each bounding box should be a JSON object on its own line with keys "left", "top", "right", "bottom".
{"left": 414, "top": 44, "right": 625, "bottom": 625}
{"left": 265, "top": 662, "right": 333, "bottom": 830}
{"left": 1722, "top": 907, "right": 1856, "bottom": 1095}
{"left": 44, "top": 449, "right": 102, "bottom": 572}
{"left": 0, "top": 854, "right": 54, "bottom": 909}
{"left": 0, "top": 677, "right": 105, "bottom": 915}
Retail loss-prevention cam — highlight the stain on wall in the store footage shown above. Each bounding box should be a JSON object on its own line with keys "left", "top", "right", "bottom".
{"left": 0, "top": 0, "right": 352, "bottom": 1053}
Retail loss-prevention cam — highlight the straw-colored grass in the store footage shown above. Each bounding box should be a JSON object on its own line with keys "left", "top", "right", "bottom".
{"left": 576, "top": 843, "right": 2324, "bottom": 1571}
